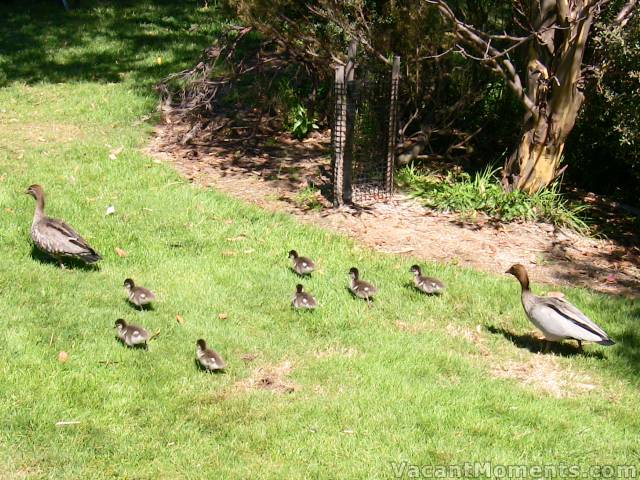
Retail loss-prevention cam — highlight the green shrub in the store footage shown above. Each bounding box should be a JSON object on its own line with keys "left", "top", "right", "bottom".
{"left": 398, "top": 165, "right": 589, "bottom": 232}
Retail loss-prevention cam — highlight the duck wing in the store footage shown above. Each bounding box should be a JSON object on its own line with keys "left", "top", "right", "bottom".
{"left": 418, "top": 276, "right": 444, "bottom": 291}
{"left": 532, "top": 295, "right": 613, "bottom": 344}
{"left": 42, "top": 217, "right": 101, "bottom": 262}
{"left": 135, "top": 287, "right": 156, "bottom": 302}
{"left": 204, "top": 350, "right": 226, "bottom": 370}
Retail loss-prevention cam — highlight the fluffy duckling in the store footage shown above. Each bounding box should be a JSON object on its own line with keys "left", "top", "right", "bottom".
{"left": 26, "top": 184, "right": 101, "bottom": 266}
{"left": 114, "top": 319, "right": 150, "bottom": 348}
{"left": 349, "top": 267, "right": 378, "bottom": 305}
{"left": 288, "top": 250, "right": 315, "bottom": 275}
{"left": 506, "top": 264, "right": 615, "bottom": 351}
{"left": 196, "top": 339, "right": 226, "bottom": 372}
{"left": 292, "top": 284, "right": 318, "bottom": 310}
{"left": 410, "top": 265, "right": 445, "bottom": 295}
{"left": 124, "top": 278, "right": 156, "bottom": 309}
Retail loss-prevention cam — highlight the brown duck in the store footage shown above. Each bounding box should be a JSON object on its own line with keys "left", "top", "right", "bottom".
{"left": 288, "top": 250, "right": 315, "bottom": 275}
{"left": 124, "top": 278, "right": 156, "bottom": 309}
{"left": 26, "top": 184, "right": 101, "bottom": 265}
{"left": 349, "top": 267, "right": 378, "bottom": 306}
{"left": 506, "top": 264, "right": 615, "bottom": 351}
{"left": 115, "top": 319, "right": 150, "bottom": 348}
{"left": 196, "top": 339, "right": 226, "bottom": 372}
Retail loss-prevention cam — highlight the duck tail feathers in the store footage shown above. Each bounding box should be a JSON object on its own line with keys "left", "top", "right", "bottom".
{"left": 81, "top": 250, "right": 102, "bottom": 264}
{"left": 597, "top": 338, "right": 615, "bottom": 346}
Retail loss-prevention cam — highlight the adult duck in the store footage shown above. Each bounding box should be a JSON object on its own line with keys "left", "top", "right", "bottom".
{"left": 506, "top": 264, "right": 615, "bottom": 351}
{"left": 26, "top": 184, "right": 101, "bottom": 266}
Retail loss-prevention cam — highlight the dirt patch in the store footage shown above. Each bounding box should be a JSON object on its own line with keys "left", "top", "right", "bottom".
{"left": 394, "top": 320, "right": 432, "bottom": 334}
{"left": 148, "top": 121, "right": 640, "bottom": 298}
{"left": 0, "top": 121, "right": 85, "bottom": 151}
{"left": 234, "top": 360, "right": 298, "bottom": 394}
{"left": 491, "top": 355, "right": 598, "bottom": 398}
{"left": 313, "top": 345, "right": 359, "bottom": 359}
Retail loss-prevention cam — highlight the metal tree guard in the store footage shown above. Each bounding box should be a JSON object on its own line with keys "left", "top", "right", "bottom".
{"left": 332, "top": 43, "right": 400, "bottom": 206}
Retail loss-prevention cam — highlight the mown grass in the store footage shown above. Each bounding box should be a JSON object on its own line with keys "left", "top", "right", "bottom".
{"left": 1, "top": 1, "right": 640, "bottom": 478}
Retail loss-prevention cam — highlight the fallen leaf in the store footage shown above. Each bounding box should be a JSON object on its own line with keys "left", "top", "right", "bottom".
{"left": 342, "top": 429, "right": 355, "bottom": 435}
{"left": 227, "top": 235, "right": 247, "bottom": 242}
{"left": 606, "top": 274, "right": 617, "bottom": 284}
{"left": 109, "top": 146, "right": 123, "bottom": 160}
{"left": 58, "top": 351, "right": 69, "bottom": 363}
{"left": 222, "top": 250, "right": 237, "bottom": 257}
{"left": 241, "top": 353, "right": 258, "bottom": 362}
{"left": 176, "top": 314, "right": 185, "bottom": 325}
{"left": 218, "top": 312, "right": 228, "bottom": 320}
{"left": 115, "top": 247, "right": 128, "bottom": 257}
{"left": 55, "top": 420, "right": 80, "bottom": 427}
{"left": 243, "top": 248, "right": 255, "bottom": 254}
{"left": 156, "top": 56, "right": 163, "bottom": 65}
{"left": 105, "top": 205, "right": 116, "bottom": 216}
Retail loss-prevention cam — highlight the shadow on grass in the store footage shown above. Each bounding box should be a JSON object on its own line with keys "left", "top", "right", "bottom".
{"left": 0, "top": 0, "right": 226, "bottom": 91}
{"left": 30, "top": 245, "right": 99, "bottom": 271}
{"left": 486, "top": 325, "right": 607, "bottom": 359}
{"left": 122, "top": 298, "right": 155, "bottom": 311}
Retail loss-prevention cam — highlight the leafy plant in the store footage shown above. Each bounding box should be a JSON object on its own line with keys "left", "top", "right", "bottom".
{"left": 292, "top": 185, "right": 323, "bottom": 210}
{"left": 288, "top": 103, "right": 318, "bottom": 139}
{"left": 398, "top": 165, "right": 589, "bottom": 233}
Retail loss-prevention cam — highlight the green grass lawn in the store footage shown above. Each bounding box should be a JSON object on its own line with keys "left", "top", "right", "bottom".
{"left": 1, "top": 1, "right": 640, "bottom": 478}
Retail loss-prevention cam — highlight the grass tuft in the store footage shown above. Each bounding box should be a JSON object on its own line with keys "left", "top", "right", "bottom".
{"left": 398, "top": 164, "right": 589, "bottom": 232}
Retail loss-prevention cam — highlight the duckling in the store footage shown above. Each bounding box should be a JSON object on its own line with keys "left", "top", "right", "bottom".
{"left": 25, "top": 184, "right": 101, "bottom": 266}
{"left": 292, "top": 284, "right": 318, "bottom": 310}
{"left": 114, "top": 319, "right": 150, "bottom": 348}
{"left": 124, "top": 278, "right": 156, "bottom": 309}
{"left": 506, "top": 264, "right": 615, "bottom": 352}
{"left": 410, "top": 265, "right": 445, "bottom": 295}
{"left": 349, "top": 267, "right": 378, "bottom": 305}
{"left": 196, "top": 339, "right": 226, "bottom": 372}
{"left": 288, "top": 250, "right": 315, "bottom": 275}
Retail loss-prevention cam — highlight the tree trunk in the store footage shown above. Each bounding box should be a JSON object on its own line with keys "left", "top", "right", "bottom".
{"left": 433, "top": 0, "right": 637, "bottom": 192}
{"left": 505, "top": 87, "right": 584, "bottom": 193}
{"left": 502, "top": 1, "right": 595, "bottom": 193}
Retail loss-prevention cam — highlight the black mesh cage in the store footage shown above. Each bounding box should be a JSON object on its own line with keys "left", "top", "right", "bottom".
{"left": 332, "top": 53, "right": 399, "bottom": 206}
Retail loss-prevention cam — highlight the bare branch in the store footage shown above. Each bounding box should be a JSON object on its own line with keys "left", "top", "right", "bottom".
{"left": 615, "top": 0, "right": 638, "bottom": 27}
{"left": 427, "top": 0, "right": 538, "bottom": 117}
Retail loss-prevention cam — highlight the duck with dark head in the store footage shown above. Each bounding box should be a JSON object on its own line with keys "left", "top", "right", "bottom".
{"left": 25, "top": 184, "right": 101, "bottom": 267}
{"left": 506, "top": 264, "right": 615, "bottom": 352}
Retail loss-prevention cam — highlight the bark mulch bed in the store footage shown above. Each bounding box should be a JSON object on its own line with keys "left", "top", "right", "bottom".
{"left": 148, "top": 120, "right": 640, "bottom": 299}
